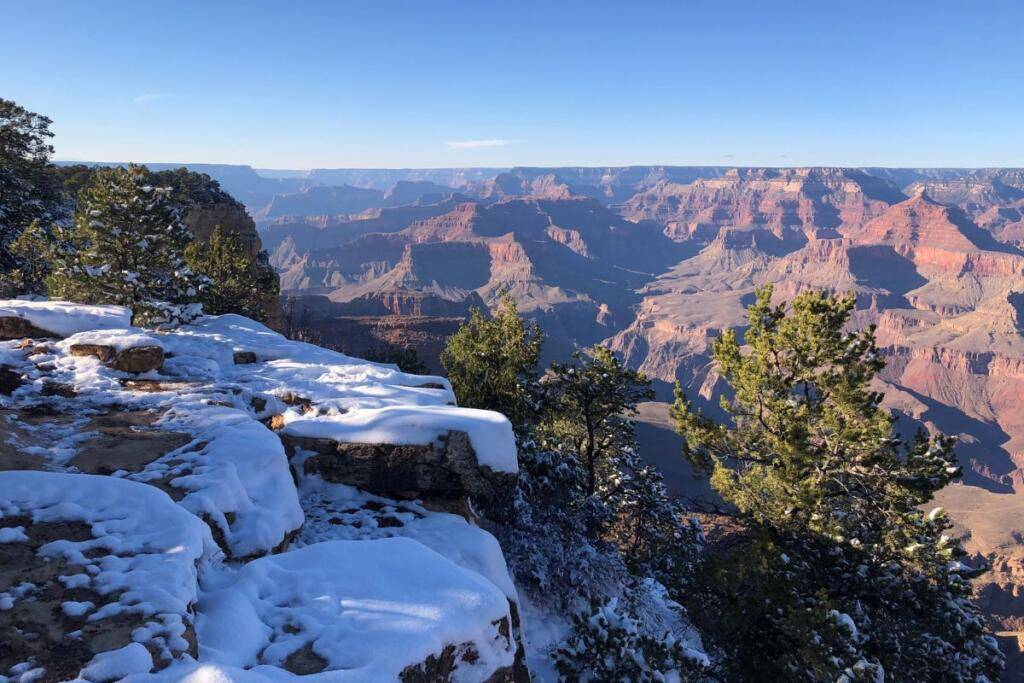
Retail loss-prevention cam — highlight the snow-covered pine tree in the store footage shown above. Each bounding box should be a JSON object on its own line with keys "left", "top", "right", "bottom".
{"left": 553, "top": 596, "right": 708, "bottom": 682}
{"left": 440, "top": 292, "right": 544, "bottom": 433}
{"left": 441, "top": 303, "right": 709, "bottom": 676}
{"left": 0, "top": 98, "right": 65, "bottom": 295}
{"left": 673, "top": 285, "right": 1004, "bottom": 681}
{"left": 184, "top": 226, "right": 278, "bottom": 322}
{"left": 538, "top": 346, "right": 656, "bottom": 534}
{"left": 47, "top": 164, "right": 204, "bottom": 326}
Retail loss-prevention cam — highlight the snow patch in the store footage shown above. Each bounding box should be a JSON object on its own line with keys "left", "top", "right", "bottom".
{"left": 0, "top": 300, "right": 131, "bottom": 337}
{"left": 283, "top": 405, "right": 518, "bottom": 474}
{"left": 196, "top": 538, "right": 516, "bottom": 680}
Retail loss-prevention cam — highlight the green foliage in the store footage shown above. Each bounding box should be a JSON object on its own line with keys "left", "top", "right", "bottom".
{"left": 0, "top": 98, "right": 65, "bottom": 294}
{"left": 185, "top": 227, "right": 278, "bottom": 322}
{"left": 553, "top": 597, "right": 707, "bottom": 682}
{"left": 540, "top": 346, "right": 654, "bottom": 501}
{"left": 362, "top": 344, "right": 429, "bottom": 375}
{"left": 5, "top": 220, "right": 62, "bottom": 295}
{"left": 46, "top": 164, "right": 203, "bottom": 326}
{"left": 440, "top": 293, "right": 544, "bottom": 431}
{"left": 442, "top": 294, "right": 706, "bottom": 678}
{"left": 149, "top": 167, "right": 239, "bottom": 208}
{"left": 53, "top": 165, "right": 239, "bottom": 212}
{"left": 673, "top": 285, "right": 1003, "bottom": 681}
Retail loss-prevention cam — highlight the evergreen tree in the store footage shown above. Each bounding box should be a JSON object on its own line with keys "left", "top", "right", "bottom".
{"left": 47, "top": 164, "right": 203, "bottom": 326}
{"left": 540, "top": 346, "right": 654, "bottom": 506}
{"left": 362, "top": 344, "right": 429, "bottom": 374}
{"left": 441, "top": 299, "right": 707, "bottom": 678}
{"left": 185, "top": 226, "right": 278, "bottom": 322}
{"left": 673, "top": 285, "right": 1003, "bottom": 681}
{"left": 0, "top": 98, "right": 65, "bottom": 295}
{"left": 553, "top": 597, "right": 707, "bottom": 682}
{"left": 440, "top": 293, "right": 544, "bottom": 431}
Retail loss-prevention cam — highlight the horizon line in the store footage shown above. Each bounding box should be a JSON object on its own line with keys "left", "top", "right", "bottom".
{"left": 52, "top": 159, "right": 1024, "bottom": 173}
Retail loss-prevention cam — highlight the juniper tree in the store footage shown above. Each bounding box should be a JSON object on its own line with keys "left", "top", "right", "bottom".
{"left": 0, "top": 99, "right": 65, "bottom": 295}
{"left": 673, "top": 285, "right": 1003, "bottom": 681}
{"left": 47, "top": 164, "right": 203, "bottom": 326}
{"left": 185, "top": 227, "right": 278, "bottom": 322}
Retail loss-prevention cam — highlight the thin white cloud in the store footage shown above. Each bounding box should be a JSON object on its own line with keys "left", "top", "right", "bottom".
{"left": 445, "top": 139, "right": 521, "bottom": 149}
{"left": 134, "top": 93, "right": 171, "bottom": 104}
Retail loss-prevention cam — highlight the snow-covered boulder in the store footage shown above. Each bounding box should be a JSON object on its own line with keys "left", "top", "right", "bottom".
{"left": 282, "top": 406, "right": 518, "bottom": 517}
{"left": 0, "top": 471, "right": 215, "bottom": 681}
{"left": 195, "top": 538, "right": 517, "bottom": 681}
{"left": 63, "top": 328, "right": 166, "bottom": 374}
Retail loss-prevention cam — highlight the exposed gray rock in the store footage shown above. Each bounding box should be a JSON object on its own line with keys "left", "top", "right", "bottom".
{"left": 233, "top": 351, "right": 258, "bottom": 364}
{"left": 284, "top": 430, "right": 516, "bottom": 519}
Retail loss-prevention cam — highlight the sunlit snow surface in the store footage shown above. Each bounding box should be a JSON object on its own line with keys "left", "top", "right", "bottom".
{"left": 0, "top": 302, "right": 520, "bottom": 681}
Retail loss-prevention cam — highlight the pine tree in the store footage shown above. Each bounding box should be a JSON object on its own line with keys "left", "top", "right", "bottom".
{"left": 553, "top": 597, "right": 707, "bottom": 682}
{"left": 47, "top": 164, "right": 203, "bottom": 326}
{"left": 362, "top": 344, "right": 429, "bottom": 374}
{"left": 0, "top": 98, "right": 65, "bottom": 295}
{"left": 440, "top": 293, "right": 544, "bottom": 431}
{"left": 185, "top": 226, "right": 278, "bottom": 322}
{"left": 540, "top": 346, "right": 654, "bottom": 504}
{"left": 441, "top": 300, "right": 706, "bottom": 677}
{"left": 672, "top": 285, "right": 1003, "bottom": 680}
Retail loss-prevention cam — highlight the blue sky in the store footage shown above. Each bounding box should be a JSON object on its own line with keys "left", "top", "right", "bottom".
{"left": 4, "top": 1, "right": 1022, "bottom": 169}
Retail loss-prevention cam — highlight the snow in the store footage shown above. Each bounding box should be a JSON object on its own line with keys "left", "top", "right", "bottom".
{"left": 195, "top": 538, "right": 515, "bottom": 681}
{"left": 0, "top": 471, "right": 215, "bottom": 662}
{"left": 81, "top": 642, "right": 155, "bottom": 682}
{"left": 0, "top": 526, "right": 29, "bottom": 543}
{"left": 59, "top": 328, "right": 164, "bottom": 353}
{"left": 140, "top": 402, "right": 304, "bottom": 559}
{"left": 282, "top": 405, "right": 518, "bottom": 474}
{"left": 293, "top": 455, "right": 518, "bottom": 601}
{"left": 0, "top": 303, "right": 525, "bottom": 680}
{"left": 0, "top": 300, "right": 131, "bottom": 338}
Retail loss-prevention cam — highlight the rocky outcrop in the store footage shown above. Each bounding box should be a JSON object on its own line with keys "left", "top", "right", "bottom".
{"left": 285, "top": 430, "right": 516, "bottom": 518}
{"left": 69, "top": 343, "right": 165, "bottom": 373}
{"left": 183, "top": 202, "right": 262, "bottom": 257}
{"left": 620, "top": 167, "right": 904, "bottom": 242}
{"left": 183, "top": 201, "right": 281, "bottom": 328}
{"left": 0, "top": 303, "right": 524, "bottom": 680}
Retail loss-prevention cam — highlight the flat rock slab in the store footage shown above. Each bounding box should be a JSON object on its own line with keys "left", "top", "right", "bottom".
{"left": 0, "top": 471, "right": 212, "bottom": 681}
{"left": 69, "top": 411, "right": 192, "bottom": 477}
{"left": 68, "top": 344, "right": 164, "bottom": 373}
{"left": 286, "top": 430, "right": 516, "bottom": 519}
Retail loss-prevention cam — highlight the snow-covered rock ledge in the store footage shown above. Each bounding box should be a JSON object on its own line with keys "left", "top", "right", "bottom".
{"left": 0, "top": 301, "right": 524, "bottom": 682}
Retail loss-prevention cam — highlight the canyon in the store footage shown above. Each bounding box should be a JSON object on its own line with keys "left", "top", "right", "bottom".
{"left": 57, "top": 161, "right": 1024, "bottom": 667}
{"left": 234, "top": 164, "right": 1024, "bottom": 657}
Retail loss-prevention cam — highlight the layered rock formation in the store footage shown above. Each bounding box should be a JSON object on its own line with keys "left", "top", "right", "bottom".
{"left": 606, "top": 177, "right": 1024, "bottom": 663}
{"left": 260, "top": 166, "right": 1024, "bottom": 659}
